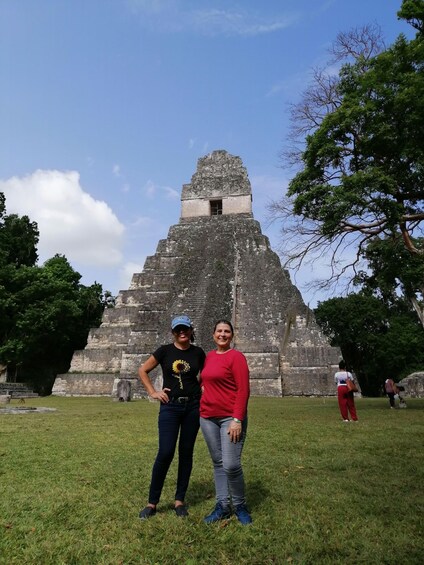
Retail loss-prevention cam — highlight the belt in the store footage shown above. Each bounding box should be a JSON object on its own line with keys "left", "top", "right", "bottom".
{"left": 169, "top": 395, "right": 200, "bottom": 403}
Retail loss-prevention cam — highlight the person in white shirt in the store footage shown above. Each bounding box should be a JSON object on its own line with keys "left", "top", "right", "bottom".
{"left": 334, "top": 360, "right": 358, "bottom": 422}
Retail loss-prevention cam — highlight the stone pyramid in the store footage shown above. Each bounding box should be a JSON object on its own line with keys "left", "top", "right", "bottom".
{"left": 53, "top": 150, "right": 340, "bottom": 398}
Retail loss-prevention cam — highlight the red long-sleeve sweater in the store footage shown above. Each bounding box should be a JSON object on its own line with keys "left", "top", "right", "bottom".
{"left": 200, "top": 349, "right": 250, "bottom": 421}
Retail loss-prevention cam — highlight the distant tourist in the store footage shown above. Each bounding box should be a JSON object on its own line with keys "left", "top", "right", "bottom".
{"left": 138, "top": 315, "right": 205, "bottom": 519}
{"left": 334, "top": 360, "right": 359, "bottom": 422}
{"left": 384, "top": 377, "right": 398, "bottom": 409}
{"left": 200, "top": 320, "right": 252, "bottom": 525}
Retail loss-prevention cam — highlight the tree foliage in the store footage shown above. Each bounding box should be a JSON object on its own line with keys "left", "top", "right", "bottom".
{"left": 356, "top": 236, "right": 424, "bottom": 324}
{"left": 0, "top": 202, "right": 39, "bottom": 268}
{"left": 0, "top": 196, "right": 105, "bottom": 393}
{"left": 315, "top": 293, "right": 424, "bottom": 395}
{"left": 398, "top": 0, "right": 424, "bottom": 33}
{"left": 272, "top": 3, "right": 424, "bottom": 308}
{"left": 295, "top": 30, "right": 424, "bottom": 252}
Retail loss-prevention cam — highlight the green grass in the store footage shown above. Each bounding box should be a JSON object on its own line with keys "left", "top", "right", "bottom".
{"left": 0, "top": 396, "right": 423, "bottom": 565}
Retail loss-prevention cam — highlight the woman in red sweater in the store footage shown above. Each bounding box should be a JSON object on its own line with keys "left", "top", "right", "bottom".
{"left": 200, "top": 320, "right": 252, "bottom": 525}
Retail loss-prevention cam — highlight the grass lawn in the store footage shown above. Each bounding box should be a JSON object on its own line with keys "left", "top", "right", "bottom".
{"left": 0, "top": 395, "right": 423, "bottom": 564}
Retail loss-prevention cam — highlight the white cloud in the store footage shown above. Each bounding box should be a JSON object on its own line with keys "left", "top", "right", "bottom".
{"left": 163, "top": 186, "right": 179, "bottom": 199}
{"left": 130, "top": 215, "right": 156, "bottom": 228}
{"left": 119, "top": 260, "right": 146, "bottom": 290}
{"left": 113, "top": 164, "right": 121, "bottom": 177}
{"left": 127, "top": 1, "right": 299, "bottom": 36}
{"left": 0, "top": 170, "right": 125, "bottom": 267}
{"left": 318, "top": 0, "right": 337, "bottom": 13}
{"left": 143, "top": 179, "right": 156, "bottom": 198}
{"left": 189, "top": 9, "right": 296, "bottom": 37}
{"left": 142, "top": 179, "right": 179, "bottom": 200}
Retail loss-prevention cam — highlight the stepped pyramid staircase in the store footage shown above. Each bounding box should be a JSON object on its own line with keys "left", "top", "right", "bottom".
{"left": 53, "top": 150, "right": 340, "bottom": 398}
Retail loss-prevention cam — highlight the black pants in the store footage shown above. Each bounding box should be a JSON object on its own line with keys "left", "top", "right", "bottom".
{"left": 148, "top": 399, "right": 200, "bottom": 504}
{"left": 387, "top": 392, "right": 395, "bottom": 407}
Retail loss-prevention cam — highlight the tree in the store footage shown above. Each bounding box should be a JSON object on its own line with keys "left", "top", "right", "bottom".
{"left": 315, "top": 293, "right": 424, "bottom": 395}
{"left": 283, "top": 22, "right": 385, "bottom": 167}
{"left": 398, "top": 0, "right": 424, "bottom": 33}
{"left": 101, "top": 289, "right": 116, "bottom": 309}
{"left": 0, "top": 194, "right": 105, "bottom": 393}
{"left": 356, "top": 236, "right": 424, "bottom": 324}
{"left": 0, "top": 199, "right": 40, "bottom": 377}
{"left": 0, "top": 203, "right": 39, "bottom": 268}
{"left": 0, "top": 254, "right": 104, "bottom": 393}
{"left": 271, "top": 4, "right": 424, "bottom": 312}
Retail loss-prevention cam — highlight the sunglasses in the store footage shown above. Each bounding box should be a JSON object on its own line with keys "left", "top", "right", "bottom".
{"left": 173, "top": 325, "right": 192, "bottom": 333}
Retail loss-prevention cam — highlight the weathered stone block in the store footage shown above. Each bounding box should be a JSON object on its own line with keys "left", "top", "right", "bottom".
{"left": 52, "top": 374, "right": 116, "bottom": 396}
{"left": 398, "top": 372, "right": 424, "bottom": 397}
{"left": 69, "top": 349, "right": 123, "bottom": 372}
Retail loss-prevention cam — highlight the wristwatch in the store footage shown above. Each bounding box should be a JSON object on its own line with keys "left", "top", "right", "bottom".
{"left": 233, "top": 418, "right": 242, "bottom": 423}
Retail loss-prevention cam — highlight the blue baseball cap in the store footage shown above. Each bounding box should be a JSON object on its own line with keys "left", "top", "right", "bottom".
{"left": 171, "top": 315, "right": 193, "bottom": 330}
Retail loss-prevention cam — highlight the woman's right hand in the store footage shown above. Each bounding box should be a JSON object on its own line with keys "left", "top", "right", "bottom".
{"left": 228, "top": 420, "right": 242, "bottom": 443}
{"left": 150, "top": 388, "right": 171, "bottom": 403}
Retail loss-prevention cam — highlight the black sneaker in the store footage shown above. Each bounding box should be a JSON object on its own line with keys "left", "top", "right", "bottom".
{"left": 174, "top": 505, "right": 189, "bottom": 518}
{"left": 139, "top": 506, "right": 156, "bottom": 520}
{"left": 203, "top": 502, "right": 231, "bottom": 524}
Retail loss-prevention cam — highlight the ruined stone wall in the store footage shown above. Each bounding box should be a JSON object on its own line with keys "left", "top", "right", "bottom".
{"left": 53, "top": 374, "right": 117, "bottom": 396}
{"left": 181, "top": 195, "right": 252, "bottom": 218}
{"left": 398, "top": 372, "right": 424, "bottom": 397}
{"left": 181, "top": 150, "right": 252, "bottom": 200}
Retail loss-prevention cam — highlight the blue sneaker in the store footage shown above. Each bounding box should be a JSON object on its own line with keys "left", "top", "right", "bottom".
{"left": 203, "top": 502, "right": 231, "bottom": 524}
{"left": 234, "top": 503, "right": 252, "bottom": 525}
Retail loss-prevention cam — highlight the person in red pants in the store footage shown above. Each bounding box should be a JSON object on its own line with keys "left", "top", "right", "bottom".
{"left": 334, "top": 360, "right": 358, "bottom": 422}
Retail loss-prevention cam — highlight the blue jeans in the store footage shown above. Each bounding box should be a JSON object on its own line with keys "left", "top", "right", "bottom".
{"left": 200, "top": 416, "right": 248, "bottom": 508}
{"left": 148, "top": 399, "right": 200, "bottom": 504}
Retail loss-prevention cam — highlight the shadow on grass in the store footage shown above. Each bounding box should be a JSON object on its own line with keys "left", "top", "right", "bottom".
{"left": 360, "top": 399, "right": 421, "bottom": 411}
{"left": 246, "top": 479, "right": 270, "bottom": 510}
{"left": 188, "top": 477, "right": 270, "bottom": 511}
{"left": 188, "top": 479, "right": 215, "bottom": 507}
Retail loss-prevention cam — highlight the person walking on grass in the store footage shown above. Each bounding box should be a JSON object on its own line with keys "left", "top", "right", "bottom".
{"left": 138, "top": 315, "right": 205, "bottom": 519}
{"left": 384, "top": 377, "right": 398, "bottom": 409}
{"left": 199, "top": 319, "right": 252, "bottom": 525}
{"left": 334, "top": 359, "right": 358, "bottom": 422}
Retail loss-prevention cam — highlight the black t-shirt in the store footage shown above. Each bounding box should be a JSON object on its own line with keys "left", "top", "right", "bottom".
{"left": 153, "top": 343, "right": 206, "bottom": 398}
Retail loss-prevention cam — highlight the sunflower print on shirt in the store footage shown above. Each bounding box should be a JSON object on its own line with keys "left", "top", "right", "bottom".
{"left": 172, "top": 359, "right": 190, "bottom": 390}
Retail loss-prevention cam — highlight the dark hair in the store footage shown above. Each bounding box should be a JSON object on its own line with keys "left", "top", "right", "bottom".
{"left": 339, "top": 360, "right": 346, "bottom": 370}
{"left": 213, "top": 319, "right": 234, "bottom": 334}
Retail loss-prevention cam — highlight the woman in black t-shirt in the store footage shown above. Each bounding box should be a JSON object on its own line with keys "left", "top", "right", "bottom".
{"left": 138, "top": 315, "right": 205, "bottom": 519}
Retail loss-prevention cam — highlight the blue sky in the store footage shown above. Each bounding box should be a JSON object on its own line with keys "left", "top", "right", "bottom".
{"left": 0, "top": 0, "right": 412, "bottom": 306}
